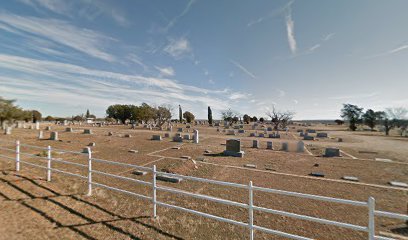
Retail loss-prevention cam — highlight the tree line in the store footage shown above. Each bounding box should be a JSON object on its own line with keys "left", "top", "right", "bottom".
{"left": 339, "top": 104, "right": 407, "bottom": 135}
{"left": 0, "top": 97, "right": 42, "bottom": 125}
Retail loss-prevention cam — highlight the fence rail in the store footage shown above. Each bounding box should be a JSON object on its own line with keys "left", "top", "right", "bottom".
{"left": 0, "top": 139, "right": 407, "bottom": 240}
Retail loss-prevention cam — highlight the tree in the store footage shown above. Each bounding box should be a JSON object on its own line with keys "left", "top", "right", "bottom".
{"left": 32, "top": 110, "right": 42, "bottom": 123}
{"left": 340, "top": 104, "right": 363, "bottom": 131}
{"left": 385, "top": 107, "right": 408, "bottom": 128}
{"left": 86, "top": 109, "right": 90, "bottom": 118}
{"left": 220, "top": 108, "right": 239, "bottom": 122}
{"left": 106, "top": 104, "right": 132, "bottom": 124}
{"left": 266, "top": 106, "right": 295, "bottom": 130}
{"left": 0, "top": 97, "right": 26, "bottom": 125}
{"left": 259, "top": 117, "right": 264, "bottom": 123}
{"left": 208, "top": 106, "right": 213, "bottom": 125}
{"left": 363, "top": 109, "right": 381, "bottom": 131}
{"left": 44, "top": 116, "right": 55, "bottom": 121}
{"left": 179, "top": 105, "right": 183, "bottom": 122}
{"left": 138, "top": 103, "right": 155, "bottom": 123}
{"left": 72, "top": 115, "right": 84, "bottom": 122}
{"left": 334, "top": 119, "right": 344, "bottom": 125}
{"left": 183, "top": 111, "right": 195, "bottom": 123}
{"left": 155, "top": 104, "right": 173, "bottom": 126}
{"left": 243, "top": 114, "right": 250, "bottom": 124}
{"left": 252, "top": 116, "right": 258, "bottom": 122}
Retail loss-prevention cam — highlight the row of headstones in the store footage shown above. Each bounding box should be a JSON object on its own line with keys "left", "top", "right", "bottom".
{"left": 251, "top": 140, "right": 305, "bottom": 152}
{"left": 151, "top": 130, "right": 199, "bottom": 144}
{"left": 37, "top": 129, "right": 93, "bottom": 140}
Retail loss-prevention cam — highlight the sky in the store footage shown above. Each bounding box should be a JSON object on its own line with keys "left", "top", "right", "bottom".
{"left": 0, "top": 0, "right": 407, "bottom": 120}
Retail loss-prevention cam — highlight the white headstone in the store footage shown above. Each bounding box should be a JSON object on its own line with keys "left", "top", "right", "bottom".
{"left": 35, "top": 122, "right": 40, "bottom": 130}
{"left": 4, "top": 127, "right": 12, "bottom": 135}
{"left": 38, "top": 131, "right": 43, "bottom": 139}
{"left": 193, "top": 130, "right": 199, "bottom": 144}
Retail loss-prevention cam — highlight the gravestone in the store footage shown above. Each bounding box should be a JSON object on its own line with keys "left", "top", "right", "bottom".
{"left": 281, "top": 142, "right": 289, "bottom": 151}
{"left": 324, "top": 148, "right": 341, "bottom": 157}
{"left": 244, "top": 164, "right": 257, "bottom": 169}
{"left": 297, "top": 129, "right": 303, "bottom": 133}
{"left": 4, "top": 127, "right": 12, "bottom": 135}
{"left": 83, "top": 129, "right": 92, "bottom": 134}
{"left": 223, "top": 139, "right": 245, "bottom": 157}
{"left": 193, "top": 130, "right": 199, "bottom": 144}
{"left": 46, "top": 126, "right": 51, "bottom": 131}
{"left": 252, "top": 140, "right": 259, "bottom": 148}
{"left": 258, "top": 133, "right": 265, "bottom": 138}
{"left": 132, "top": 171, "right": 147, "bottom": 176}
{"left": 389, "top": 181, "right": 408, "bottom": 188}
{"left": 306, "top": 129, "right": 316, "bottom": 133}
{"left": 164, "top": 133, "right": 170, "bottom": 138}
{"left": 183, "top": 134, "right": 191, "bottom": 140}
{"left": 303, "top": 135, "right": 314, "bottom": 141}
{"left": 252, "top": 125, "right": 256, "bottom": 130}
{"left": 316, "top": 132, "right": 328, "bottom": 138}
{"left": 267, "top": 141, "right": 273, "bottom": 150}
{"left": 250, "top": 133, "right": 256, "bottom": 137}
{"left": 177, "top": 128, "right": 183, "bottom": 132}
{"left": 227, "top": 130, "right": 236, "bottom": 135}
{"left": 157, "top": 174, "right": 183, "bottom": 183}
{"left": 173, "top": 135, "right": 183, "bottom": 142}
{"left": 108, "top": 132, "right": 113, "bottom": 136}
{"left": 238, "top": 129, "right": 245, "bottom": 134}
{"left": 50, "top": 131, "right": 58, "bottom": 141}
{"left": 267, "top": 127, "right": 273, "bottom": 131}
{"left": 152, "top": 135, "right": 162, "bottom": 141}
{"left": 66, "top": 127, "right": 73, "bottom": 132}
{"left": 300, "top": 132, "right": 305, "bottom": 137}
{"left": 88, "top": 142, "right": 96, "bottom": 147}
{"left": 124, "top": 134, "right": 132, "bottom": 138}
{"left": 310, "top": 172, "right": 325, "bottom": 177}
{"left": 38, "top": 131, "right": 43, "bottom": 139}
{"left": 342, "top": 176, "right": 359, "bottom": 182}
{"left": 35, "top": 122, "right": 40, "bottom": 130}
{"left": 296, "top": 141, "right": 305, "bottom": 152}
{"left": 169, "top": 126, "right": 173, "bottom": 132}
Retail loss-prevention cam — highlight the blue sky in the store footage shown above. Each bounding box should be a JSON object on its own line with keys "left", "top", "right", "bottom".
{"left": 0, "top": 0, "right": 407, "bottom": 119}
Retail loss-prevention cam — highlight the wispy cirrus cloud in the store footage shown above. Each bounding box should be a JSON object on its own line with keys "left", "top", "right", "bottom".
{"left": 230, "top": 60, "right": 256, "bottom": 79}
{"left": 328, "top": 92, "right": 379, "bottom": 100}
{"left": 0, "top": 12, "right": 116, "bottom": 62}
{"left": 285, "top": 3, "right": 296, "bottom": 55}
{"left": 247, "top": 0, "right": 293, "bottom": 27}
{"left": 18, "top": 0, "right": 129, "bottom": 26}
{"left": 163, "top": 37, "right": 192, "bottom": 59}
{"left": 164, "top": 0, "right": 196, "bottom": 32}
{"left": 155, "top": 66, "right": 175, "bottom": 77}
{"left": 365, "top": 44, "right": 408, "bottom": 59}
{"left": 0, "top": 54, "right": 252, "bottom": 116}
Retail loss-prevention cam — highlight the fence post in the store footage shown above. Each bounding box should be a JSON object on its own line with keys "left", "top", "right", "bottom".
{"left": 15, "top": 140, "right": 20, "bottom": 171}
{"left": 87, "top": 147, "right": 92, "bottom": 196}
{"left": 368, "top": 197, "right": 375, "bottom": 240}
{"left": 249, "top": 181, "right": 254, "bottom": 240}
{"left": 46, "top": 145, "right": 51, "bottom": 181}
{"left": 153, "top": 165, "right": 157, "bottom": 218}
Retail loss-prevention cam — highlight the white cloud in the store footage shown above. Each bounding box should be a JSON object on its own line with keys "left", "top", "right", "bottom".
{"left": 309, "top": 44, "right": 321, "bottom": 52}
{"left": 365, "top": 44, "right": 408, "bottom": 59}
{"left": 18, "top": 0, "right": 129, "bottom": 26}
{"left": 164, "top": 0, "right": 196, "bottom": 31}
{"left": 230, "top": 60, "right": 256, "bottom": 79}
{"left": 285, "top": 4, "right": 297, "bottom": 55}
{"left": 229, "top": 92, "right": 251, "bottom": 100}
{"left": 155, "top": 66, "right": 175, "bottom": 77}
{"left": 247, "top": 1, "right": 293, "bottom": 27}
{"left": 323, "top": 33, "right": 335, "bottom": 41}
{"left": 0, "top": 12, "right": 116, "bottom": 62}
{"left": 0, "top": 54, "right": 252, "bottom": 117}
{"left": 126, "top": 54, "right": 148, "bottom": 71}
{"left": 293, "top": 99, "right": 298, "bottom": 104}
{"left": 164, "top": 37, "right": 192, "bottom": 59}
{"left": 328, "top": 92, "right": 379, "bottom": 100}
{"left": 277, "top": 89, "right": 286, "bottom": 97}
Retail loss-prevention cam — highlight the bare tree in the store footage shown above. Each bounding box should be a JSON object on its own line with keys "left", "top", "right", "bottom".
{"left": 266, "top": 106, "right": 295, "bottom": 130}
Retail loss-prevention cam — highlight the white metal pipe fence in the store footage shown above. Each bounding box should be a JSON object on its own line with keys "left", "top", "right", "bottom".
{"left": 0, "top": 139, "right": 407, "bottom": 240}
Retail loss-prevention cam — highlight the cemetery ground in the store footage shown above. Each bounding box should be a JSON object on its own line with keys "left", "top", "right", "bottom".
{"left": 0, "top": 123, "right": 407, "bottom": 240}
